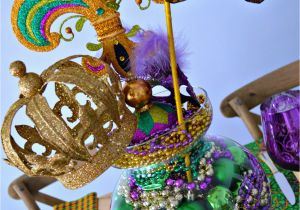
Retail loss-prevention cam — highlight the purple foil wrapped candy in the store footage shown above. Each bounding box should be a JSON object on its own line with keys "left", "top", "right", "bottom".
{"left": 261, "top": 90, "right": 299, "bottom": 171}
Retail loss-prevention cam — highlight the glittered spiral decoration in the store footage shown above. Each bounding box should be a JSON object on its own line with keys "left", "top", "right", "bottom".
{"left": 12, "top": 0, "right": 90, "bottom": 51}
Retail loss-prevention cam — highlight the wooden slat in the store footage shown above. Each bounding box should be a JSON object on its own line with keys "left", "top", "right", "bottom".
{"left": 293, "top": 171, "right": 300, "bottom": 182}
{"left": 12, "top": 183, "right": 40, "bottom": 210}
{"left": 34, "top": 192, "right": 65, "bottom": 206}
{"left": 9, "top": 175, "right": 57, "bottom": 200}
{"left": 25, "top": 176, "right": 57, "bottom": 195}
{"left": 221, "top": 60, "right": 299, "bottom": 117}
{"left": 249, "top": 112, "right": 261, "bottom": 125}
{"left": 229, "top": 97, "right": 263, "bottom": 142}
{"left": 98, "top": 193, "right": 112, "bottom": 210}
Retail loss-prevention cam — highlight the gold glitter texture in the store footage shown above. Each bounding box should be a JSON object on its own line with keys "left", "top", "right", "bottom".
{"left": 11, "top": 0, "right": 135, "bottom": 77}
{"left": 1, "top": 55, "right": 136, "bottom": 189}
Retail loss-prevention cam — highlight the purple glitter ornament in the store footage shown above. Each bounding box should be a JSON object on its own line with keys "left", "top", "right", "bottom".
{"left": 261, "top": 90, "right": 300, "bottom": 171}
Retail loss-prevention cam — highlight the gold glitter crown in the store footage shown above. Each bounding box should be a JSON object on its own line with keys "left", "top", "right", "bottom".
{"left": 1, "top": 56, "right": 136, "bottom": 189}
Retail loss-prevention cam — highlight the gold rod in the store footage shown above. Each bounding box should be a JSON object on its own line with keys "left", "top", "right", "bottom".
{"left": 164, "top": 1, "right": 184, "bottom": 125}
{"left": 164, "top": 1, "right": 192, "bottom": 183}
{"left": 184, "top": 153, "right": 192, "bottom": 182}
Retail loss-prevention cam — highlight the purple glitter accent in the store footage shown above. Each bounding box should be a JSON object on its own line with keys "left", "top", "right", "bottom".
{"left": 132, "top": 130, "right": 147, "bottom": 145}
{"left": 131, "top": 106, "right": 177, "bottom": 145}
{"left": 127, "top": 110, "right": 204, "bottom": 156}
{"left": 87, "top": 63, "right": 105, "bottom": 73}
{"left": 150, "top": 123, "right": 172, "bottom": 135}
{"left": 238, "top": 149, "right": 271, "bottom": 209}
{"left": 129, "top": 106, "right": 197, "bottom": 150}
{"left": 40, "top": 4, "right": 82, "bottom": 39}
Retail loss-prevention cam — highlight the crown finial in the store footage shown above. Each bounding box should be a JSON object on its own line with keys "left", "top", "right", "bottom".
{"left": 123, "top": 79, "right": 152, "bottom": 112}
{"left": 10, "top": 61, "right": 43, "bottom": 98}
{"left": 9, "top": 60, "right": 26, "bottom": 78}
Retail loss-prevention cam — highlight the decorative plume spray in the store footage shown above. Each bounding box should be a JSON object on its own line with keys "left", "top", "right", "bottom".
{"left": 132, "top": 30, "right": 197, "bottom": 104}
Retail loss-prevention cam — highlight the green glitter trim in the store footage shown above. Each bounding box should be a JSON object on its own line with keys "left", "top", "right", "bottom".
{"left": 137, "top": 111, "right": 154, "bottom": 135}
{"left": 18, "top": 0, "right": 88, "bottom": 46}
{"left": 18, "top": 0, "right": 40, "bottom": 45}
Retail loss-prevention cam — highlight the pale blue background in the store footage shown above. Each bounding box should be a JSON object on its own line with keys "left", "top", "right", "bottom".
{"left": 0, "top": 0, "right": 299, "bottom": 209}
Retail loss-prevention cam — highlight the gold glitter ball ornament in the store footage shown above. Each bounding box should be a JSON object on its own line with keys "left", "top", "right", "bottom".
{"left": 123, "top": 79, "right": 152, "bottom": 111}
{"left": 9, "top": 60, "right": 26, "bottom": 77}
{"left": 18, "top": 73, "right": 43, "bottom": 98}
{"left": 10, "top": 61, "right": 43, "bottom": 98}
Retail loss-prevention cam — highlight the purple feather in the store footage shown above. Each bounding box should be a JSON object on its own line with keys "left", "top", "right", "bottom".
{"left": 132, "top": 30, "right": 198, "bottom": 104}
{"left": 132, "top": 30, "right": 187, "bottom": 80}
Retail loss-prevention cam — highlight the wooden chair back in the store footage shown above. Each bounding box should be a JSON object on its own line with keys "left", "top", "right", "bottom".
{"left": 220, "top": 60, "right": 299, "bottom": 179}
{"left": 8, "top": 175, "right": 62, "bottom": 210}
{"left": 8, "top": 174, "right": 111, "bottom": 210}
{"left": 220, "top": 60, "right": 299, "bottom": 141}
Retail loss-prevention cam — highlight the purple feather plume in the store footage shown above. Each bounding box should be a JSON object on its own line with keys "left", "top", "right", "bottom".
{"left": 132, "top": 30, "right": 197, "bottom": 104}
{"left": 132, "top": 30, "right": 187, "bottom": 80}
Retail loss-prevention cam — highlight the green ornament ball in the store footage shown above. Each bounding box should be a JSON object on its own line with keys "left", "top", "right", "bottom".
{"left": 207, "top": 186, "right": 234, "bottom": 209}
{"left": 228, "top": 146, "right": 248, "bottom": 165}
{"left": 178, "top": 201, "right": 206, "bottom": 210}
{"left": 212, "top": 158, "right": 241, "bottom": 189}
